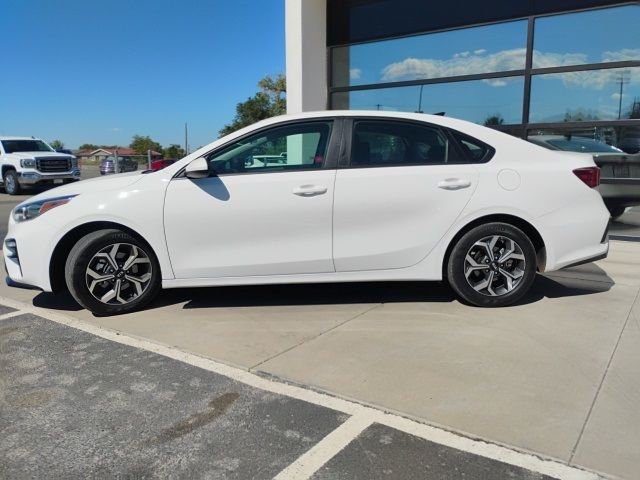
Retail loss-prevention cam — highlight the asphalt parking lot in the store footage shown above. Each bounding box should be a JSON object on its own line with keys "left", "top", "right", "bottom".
{"left": 1, "top": 176, "right": 639, "bottom": 479}
{"left": 0, "top": 308, "right": 594, "bottom": 479}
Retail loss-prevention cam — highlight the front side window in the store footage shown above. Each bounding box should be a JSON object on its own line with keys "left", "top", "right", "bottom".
{"left": 207, "top": 122, "right": 333, "bottom": 175}
{"left": 351, "top": 121, "right": 452, "bottom": 167}
{"left": 1, "top": 140, "right": 53, "bottom": 153}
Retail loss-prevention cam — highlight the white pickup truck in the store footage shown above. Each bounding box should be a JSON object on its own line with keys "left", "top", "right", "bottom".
{"left": 0, "top": 137, "right": 81, "bottom": 195}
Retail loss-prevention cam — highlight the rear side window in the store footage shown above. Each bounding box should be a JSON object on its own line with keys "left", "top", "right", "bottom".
{"left": 451, "top": 131, "right": 494, "bottom": 163}
{"left": 351, "top": 121, "right": 454, "bottom": 167}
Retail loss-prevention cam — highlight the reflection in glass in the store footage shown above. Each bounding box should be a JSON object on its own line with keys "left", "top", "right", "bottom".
{"left": 332, "top": 77, "right": 524, "bottom": 125}
{"left": 533, "top": 5, "right": 640, "bottom": 69}
{"left": 331, "top": 20, "right": 527, "bottom": 87}
{"left": 530, "top": 67, "right": 640, "bottom": 123}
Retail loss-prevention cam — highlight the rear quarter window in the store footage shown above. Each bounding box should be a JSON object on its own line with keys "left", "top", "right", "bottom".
{"left": 450, "top": 131, "right": 495, "bottom": 163}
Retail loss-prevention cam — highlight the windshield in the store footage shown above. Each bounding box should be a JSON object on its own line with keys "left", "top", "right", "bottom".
{"left": 547, "top": 138, "right": 623, "bottom": 153}
{"left": 1, "top": 139, "right": 54, "bottom": 153}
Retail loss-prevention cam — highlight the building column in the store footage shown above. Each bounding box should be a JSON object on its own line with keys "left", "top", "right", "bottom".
{"left": 285, "top": 0, "right": 328, "bottom": 114}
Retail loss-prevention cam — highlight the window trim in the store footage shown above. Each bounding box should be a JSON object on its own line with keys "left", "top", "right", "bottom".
{"left": 342, "top": 117, "right": 474, "bottom": 170}
{"left": 174, "top": 118, "right": 343, "bottom": 179}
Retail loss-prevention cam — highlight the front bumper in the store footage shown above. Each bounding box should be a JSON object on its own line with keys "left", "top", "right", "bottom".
{"left": 3, "top": 217, "right": 57, "bottom": 292}
{"left": 17, "top": 170, "right": 81, "bottom": 186}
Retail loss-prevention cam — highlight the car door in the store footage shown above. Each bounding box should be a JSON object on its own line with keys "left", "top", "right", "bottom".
{"left": 333, "top": 118, "right": 482, "bottom": 272}
{"left": 164, "top": 119, "right": 341, "bottom": 279}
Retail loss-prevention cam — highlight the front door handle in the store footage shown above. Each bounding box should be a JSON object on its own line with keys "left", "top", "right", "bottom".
{"left": 293, "top": 185, "right": 328, "bottom": 197}
{"left": 438, "top": 178, "right": 472, "bottom": 190}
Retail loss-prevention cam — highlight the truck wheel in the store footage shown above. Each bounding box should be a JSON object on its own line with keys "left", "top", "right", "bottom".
{"left": 3, "top": 170, "right": 21, "bottom": 195}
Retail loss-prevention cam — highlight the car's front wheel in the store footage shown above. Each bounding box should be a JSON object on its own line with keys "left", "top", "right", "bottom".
{"left": 65, "top": 229, "right": 161, "bottom": 316}
{"left": 447, "top": 223, "right": 537, "bottom": 307}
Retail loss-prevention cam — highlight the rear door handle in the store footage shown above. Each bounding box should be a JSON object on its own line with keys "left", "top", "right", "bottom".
{"left": 438, "top": 178, "right": 472, "bottom": 190}
{"left": 293, "top": 185, "right": 328, "bottom": 197}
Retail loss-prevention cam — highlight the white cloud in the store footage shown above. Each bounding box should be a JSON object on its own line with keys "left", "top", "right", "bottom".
{"left": 350, "top": 68, "right": 362, "bottom": 80}
{"left": 482, "top": 79, "right": 508, "bottom": 87}
{"left": 601, "top": 48, "right": 640, "bottom": 63}
{"left": 381, "top": 48, "right": 527, "bottom": 83}
{"left": 109, "top": 127, "right": 122, "bottom": 132}
{"left": 380, "top": 48, "right": 639, "bottom": 90}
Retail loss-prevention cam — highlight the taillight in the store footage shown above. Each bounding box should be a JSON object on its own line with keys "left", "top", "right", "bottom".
{"left": 573, "top": 167, "right": 600, "bottom": 188}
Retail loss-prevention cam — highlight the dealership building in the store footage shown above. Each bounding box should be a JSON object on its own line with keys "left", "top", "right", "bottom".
{"left": 286, "top": 0, "right": 640, "bottom": 150}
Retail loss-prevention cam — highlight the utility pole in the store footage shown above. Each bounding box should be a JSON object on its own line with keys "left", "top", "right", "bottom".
{"left": 114, "top": 148, "right": 119, "bottom": 174}
{"left": 147, "top": 149, "right": 151, "bottom": 169}
{"left": 375, "top": 104, "right": 383, "bottom": 111}
{"left": 616, "top": 71, "right": 631, "bottom": 119}
{"left": 184, "top": 123, "right": 189, "bottom": 155}
{"left": 416, "top": 85, "right": 425, "bottom": 113}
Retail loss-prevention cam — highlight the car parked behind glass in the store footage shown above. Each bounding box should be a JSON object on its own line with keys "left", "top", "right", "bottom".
{"left": 100, "top": 156, "right": 138, "bottom": 175}
{"left": 528, "top": 135, "right": 640, "bottom": 219}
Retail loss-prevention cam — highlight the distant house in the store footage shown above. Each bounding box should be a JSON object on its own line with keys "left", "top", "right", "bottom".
{"left": 74, "top": 147, "right": 162, "bottom": 164}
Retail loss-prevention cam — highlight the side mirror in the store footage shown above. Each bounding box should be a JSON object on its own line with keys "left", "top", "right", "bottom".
{"left": 185, "top": 157, "right": 209, "bottom": 179}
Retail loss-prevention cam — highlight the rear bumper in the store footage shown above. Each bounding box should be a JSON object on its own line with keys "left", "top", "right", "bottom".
{"left": 560, "top": 245, "right": 609, "bottom": 270}
{"left": 536, "top": 189, "right": 611, "bottom": 272}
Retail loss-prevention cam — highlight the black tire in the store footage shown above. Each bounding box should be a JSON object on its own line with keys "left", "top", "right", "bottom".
{"left": 3, "top": 170, "right": 21, "bottom": 195}
{"left": 65, "top": 229, "right": 161, "bottom": 316}
{"left": 607, "top": 205, "right": 627, "bottom": 220}
{"left": 447, "top": 223, "right": 537, "bottom": 308}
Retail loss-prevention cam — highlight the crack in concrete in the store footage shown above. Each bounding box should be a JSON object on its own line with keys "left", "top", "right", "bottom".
{"left": 248, "top": 304, "right": 382, "bottom": 372}
{"left": 568, "top": 286, "right": 640, "bottom": 464}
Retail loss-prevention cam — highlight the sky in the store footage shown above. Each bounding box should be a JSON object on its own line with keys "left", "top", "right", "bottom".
{"left": 0, "top": 0, "right": 285, "bottom": 150}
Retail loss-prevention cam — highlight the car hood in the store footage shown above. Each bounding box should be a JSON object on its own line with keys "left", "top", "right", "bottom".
{"left": 8, "top": 151, "right": 74, "bottom": 160}
{"left": 15, "top": 171, "right": 145, "bottom": 208}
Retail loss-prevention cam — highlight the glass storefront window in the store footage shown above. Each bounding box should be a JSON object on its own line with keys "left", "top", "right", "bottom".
{"left": 332, "top": 76, "right": 525, "bottom": 125}
{"left": 529, "top": 67, "right": 640, "bottom": 123}
{"left": 332, "top": 20, "right": 527, "bottom": 88}
{"left": 532, "top": 5, "right": 640, "bottom": 69}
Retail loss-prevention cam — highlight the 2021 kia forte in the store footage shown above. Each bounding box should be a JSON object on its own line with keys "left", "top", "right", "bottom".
{"left": 5, "top": 112, "right": 610, "bottom": 315}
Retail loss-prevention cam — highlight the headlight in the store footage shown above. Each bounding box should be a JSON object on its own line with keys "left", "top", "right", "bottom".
{"left": 20, "top": 158, "right": 37, "bottom": 168}
{"left": 13, "top": 195, "right": 77, "bottom": 223}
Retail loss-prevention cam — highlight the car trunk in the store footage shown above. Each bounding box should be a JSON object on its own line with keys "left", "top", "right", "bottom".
{"left": 593, "top": 153, "right": 640, "bottom": 180}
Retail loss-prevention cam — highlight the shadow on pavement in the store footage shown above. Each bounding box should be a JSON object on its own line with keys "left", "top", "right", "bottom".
{"left": 31, "top": 265, "right": 613, "bottom": 313}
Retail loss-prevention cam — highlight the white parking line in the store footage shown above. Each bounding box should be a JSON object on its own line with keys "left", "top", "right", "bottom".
{"left": 0, "top": 296, "right": 603, "bottom": 480}
{"left": 0, "top": 310, "right": 26, "bottom": 321}
{"left": 274, "top": 414, "right": 373, "bottom": 480}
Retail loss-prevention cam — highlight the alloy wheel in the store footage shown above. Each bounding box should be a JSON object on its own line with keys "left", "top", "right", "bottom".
{"left": 464, "top": 235, "right": 526, "bottom": 297}
{"left": 5, "top": 175, "right": 16, "bottom": 193}
{"left": 85, "top": 243, "right": 152, "bottom": 305}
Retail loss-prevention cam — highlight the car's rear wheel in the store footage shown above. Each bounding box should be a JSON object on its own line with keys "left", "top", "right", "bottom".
{"left": 447, "top": 223, "right": 537, "bottom": 307}
{"left": 607, "top": 205, "right": 627, "bottom": 220}
{"left": 4, "top": 170, "right": 21, "bottom": 195}
{"left": 65, "top": 229, "right": 161, "bottom": 316}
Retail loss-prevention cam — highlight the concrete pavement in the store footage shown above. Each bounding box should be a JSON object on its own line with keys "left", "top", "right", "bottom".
{"left": 1, "top": 241, "right": 639, "bottom": 478}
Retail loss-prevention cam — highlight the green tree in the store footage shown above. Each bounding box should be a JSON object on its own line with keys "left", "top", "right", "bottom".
{"left": 130, "top": 135, "right": 163, "bottom": 155}
{"left": 79, "top": 143, "right": 99, "bottom": 150}
{"left": 483, "top": 114, "right": 504, "bottom": 127}
{"left": 220, "top": 74, "right": 286, "bottom": 137}
{"left": 164, "top": 144, "right": 186, "bottom": 159}
{"left": 50, "top": 139, "right": 65, "bottom": 150}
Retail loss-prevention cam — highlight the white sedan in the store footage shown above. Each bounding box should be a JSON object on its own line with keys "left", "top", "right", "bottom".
{"left": 4, "top": 112, "right": 610, "bottom": 315}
